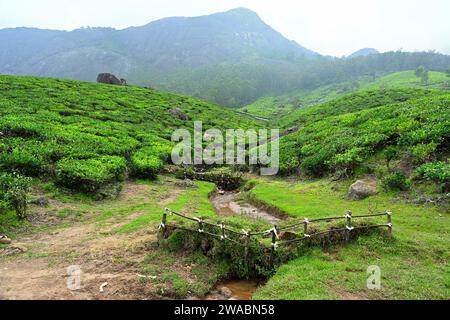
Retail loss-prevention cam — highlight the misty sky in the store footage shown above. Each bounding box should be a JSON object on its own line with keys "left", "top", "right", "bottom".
{"left": 0, "top": 0, "right": 449, "bottom": 56}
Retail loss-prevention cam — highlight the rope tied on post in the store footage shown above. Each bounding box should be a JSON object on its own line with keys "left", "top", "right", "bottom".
{"left": 194, "top": 217, "right": 204, "bottom": 234}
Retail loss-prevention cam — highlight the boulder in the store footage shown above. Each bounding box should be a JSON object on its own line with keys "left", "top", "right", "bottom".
{"left": 96, "top": 73, "right": 126, "bottom": 86}
{"left": 218, "top": 286, "right": 233, "bottom": 299}
{"left": 169, "top": 108, "right": 189, "bottom": 121}
{"left": 348, "top": 180, "right": 378, "bottom": 200}
{"left": 31, "top": 196, "right": 49, "bottom": 207}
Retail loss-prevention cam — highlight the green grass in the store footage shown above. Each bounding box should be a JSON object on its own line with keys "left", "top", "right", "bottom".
{"left": 247, "top": 177, "right": 449, "bottom": 300}
{"left": 118, "top": 181, "right": 216, "bottom": 233}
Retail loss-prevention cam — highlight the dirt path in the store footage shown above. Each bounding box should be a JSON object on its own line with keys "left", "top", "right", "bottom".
{"left": 0, "top": 181, "right": 181, "bottom": 300}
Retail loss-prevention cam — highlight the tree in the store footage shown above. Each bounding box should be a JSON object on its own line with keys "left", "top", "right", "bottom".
{"left": 414, "top": 66, "right": 429, "bottom": 85}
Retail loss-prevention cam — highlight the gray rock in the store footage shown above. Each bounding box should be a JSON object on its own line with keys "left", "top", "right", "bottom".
{"left": 31, "top": 196, "right": 49, "bottom": 207}
{"left": 169, "top": 108, "right": 189, "bottom": 121}
{"left": 218, "top": 286, "right": 233, "bottom": 298}
{"left": 97, "top": 73, "right": 126, "bottom": 86}
{"left": 348, "top": 180, "right": 378, "bottom": 200}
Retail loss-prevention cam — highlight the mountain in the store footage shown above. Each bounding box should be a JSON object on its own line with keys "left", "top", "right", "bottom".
{"left": 0, "top": 8, "right": 317, "bottom": 83}
{"left": 348, "top": 48, "right": 379, "bottom": 58}
{"left": 1, "top": 9, "right": 449, "bottom": 107}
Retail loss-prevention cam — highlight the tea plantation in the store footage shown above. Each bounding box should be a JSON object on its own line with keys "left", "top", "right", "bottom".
{"left": 0, "top": 75, "right": 259, "bottom": 195}
{"left": 275, "top": 88, "right": 450, "bottom": 193}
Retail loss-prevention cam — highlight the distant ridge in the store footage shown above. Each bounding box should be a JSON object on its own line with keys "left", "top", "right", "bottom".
{"left": 348, "top": 48, "right": 380, "bottom": 58}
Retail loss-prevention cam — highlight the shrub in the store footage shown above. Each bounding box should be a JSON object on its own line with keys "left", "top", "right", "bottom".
{"left": 381, "top": 172, "right": 410, "bottom": 191}
{"left": 410, "top": 142, "right": 437, "bottom": 164}
{"left": 131, "top": 146, "right": 167, "bottom": 179}
{"left": 55, "top": 156, "right": 127, "bottom": 192}
{"left": 0, "top": 172, "right": 32, "bottom": 219}
{"left": 416, "top": 161, "right": 450, "bottom": 183}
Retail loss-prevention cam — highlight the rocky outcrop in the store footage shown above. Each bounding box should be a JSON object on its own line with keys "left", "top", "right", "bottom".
{"left": 97, "top": 73, "right": 127, "bottom": 86}
{"left": 169, "top": 108, "right": 189, "bottom": 121}
{"left": 348, "top": 180, "right": 378, "bottom": 200}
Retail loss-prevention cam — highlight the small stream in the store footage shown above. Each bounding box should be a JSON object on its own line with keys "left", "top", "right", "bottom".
{"left": 188, "top": 279, "right": 261, "bottom": 300}
{"left": 191, "top": 190, "right": 281, "bottom": 300}
{"left": 210, "top": 191, "right": 281, "bottom": 224}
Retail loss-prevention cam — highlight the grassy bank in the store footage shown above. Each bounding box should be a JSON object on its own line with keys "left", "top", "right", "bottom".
{"left": 247, "top": 177, "right": 449, "bottom": 299}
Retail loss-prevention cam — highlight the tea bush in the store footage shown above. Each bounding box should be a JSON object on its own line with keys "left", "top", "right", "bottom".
{"left": 55, "top": 156, "right": 127, "bottom": 192}
{"left": 0, "top": 172, "right": 32, "bottom": 219}
{"left": 381, "top": 172, "right": 410, "bottom": 191}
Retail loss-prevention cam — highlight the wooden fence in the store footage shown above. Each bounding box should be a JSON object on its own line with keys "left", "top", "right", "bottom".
{"left": 159, "top": 208, "right": 392, "bottom": 264}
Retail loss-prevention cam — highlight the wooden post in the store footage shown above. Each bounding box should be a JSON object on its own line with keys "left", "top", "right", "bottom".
{"left": 244, "top": 234, "right": 250, "bottom": 260}
{"left": 158, "top": 212, "right": 168, "bottom": 243}
{"left": 198, "top": 219, "right": 204, "bottom": 234}
{"left": 269, "top": 225, "right": 277, "bottom": 266}
{"left": 387, "top": 210, "right": 392, "bottom": 238}
{"left": 221, "top": 222, "right": 226, "bottom": 241}
{"left": 345, "top": 210, "right": 352, "bottom": 243}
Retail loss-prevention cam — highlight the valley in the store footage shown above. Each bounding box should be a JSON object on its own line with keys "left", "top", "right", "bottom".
{"left": 0, "top": 71, "right": 448, "bottom": 300}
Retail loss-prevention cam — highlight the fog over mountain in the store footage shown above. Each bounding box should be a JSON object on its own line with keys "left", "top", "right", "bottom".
{"left": 1, "top": 7, "right": 449, "bottom": 107}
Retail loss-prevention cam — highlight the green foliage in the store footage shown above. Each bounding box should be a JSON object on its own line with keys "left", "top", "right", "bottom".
{"left": 242, "top": 70, "right": 450, "bottom": 119}
{"left": 131, "top": 147, "right": 166, "bottom": 179}
{"left": 415, "top": 66, "right": 429, "bottom": 84}
{"left": 276, "top": 88, "right": 450, "bottom": 184}
{"left": 410, "top": 142, "right": 437, "bottom": 164}
{"left": 0, "top": 75, "right": 259, "bottom": 192}
{"left": 0, "top": 172, "right": 32, "bottom": 219}
{"left": 381, "top": 172, "right": 410, "bottom": 191}
{"left": 55, "top": 156, "right": 127, "bottom": 192}
{"left": 416, "top": 161, "right": 450, "bottom": 183}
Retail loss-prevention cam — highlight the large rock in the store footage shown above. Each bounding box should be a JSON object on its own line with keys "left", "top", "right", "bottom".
{"left": 218, "top": 286, "right": 233, "bottom": 299}
{"left": 169, "top": 108, "right": 189, "bottom": 121}
{"left": 348, "top": 180, "right": 378, "bottom": 200}
{"left": 97, "top": 73, "right": 127, "bottom": 85}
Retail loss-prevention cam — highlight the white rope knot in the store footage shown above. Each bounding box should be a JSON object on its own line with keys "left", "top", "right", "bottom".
{"left": 386, "top": 211, "right": 392, "bottom": 216}
{"left": 158, "top": 222, "right": 165, "bottom": 230}
{"left": 219, "top": 224, "right": 224, "bottom": 230}
{"left": 346, "top": 226, "right": 354, "bottom": 231}
{"left": 304, "top": 218, "right": 309, "bottom": 224}
{"left": 220, "top": 235, "right": 228, "bottom": 241}
{"left": 198, "top": 229, "right": 204, "bottom": 234}
{"left": 242, "top": 230, "right": 250, "bottom": 237}
{"left": 272, "top": 242, "right": 278, "bottom": 250}
{"left": 194, "top": 217, "right": 202, "bottom": 223}
{"left": 304, "top": 234, "right": 311, "bottom": 238}
{"left": 387, "top": 223, "right": 393, "bottom": 228}
{"left": 346, "top": 214, "right": 352, "bottom": 219}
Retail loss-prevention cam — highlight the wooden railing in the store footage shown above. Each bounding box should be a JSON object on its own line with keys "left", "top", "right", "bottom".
{"left": 159, "top": 208, "right": 392, "bottom": 264}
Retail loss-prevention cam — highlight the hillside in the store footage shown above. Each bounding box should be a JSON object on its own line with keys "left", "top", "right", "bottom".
{"left": 0, "top": 76, "right": 448, "bottom": 301}
{"left": 0, "top": 75, "right": 259, "bottom": 194}
{"left": 241, "top": 70, "right": 450, "bottom": 119}
{"left": 274, "top": 88, "right": 450, "bottom": 193}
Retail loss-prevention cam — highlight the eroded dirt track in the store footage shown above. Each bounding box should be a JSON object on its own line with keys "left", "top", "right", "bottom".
{"left": 0, "top": 181, "right": 180, "bottom": 300}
